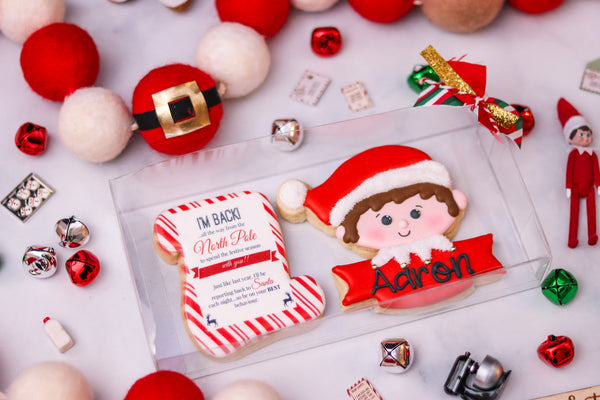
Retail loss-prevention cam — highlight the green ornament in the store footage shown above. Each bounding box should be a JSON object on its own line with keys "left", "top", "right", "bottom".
{"left": 541, "top": 268, "right": 578, "bottom": 305}
{"left": 407, "top": 64, "right": 440, "bottom": 93}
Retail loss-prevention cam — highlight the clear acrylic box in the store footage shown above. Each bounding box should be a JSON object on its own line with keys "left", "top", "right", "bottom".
{"left": 110, "top": 105, "right": 550, "bottom": 379}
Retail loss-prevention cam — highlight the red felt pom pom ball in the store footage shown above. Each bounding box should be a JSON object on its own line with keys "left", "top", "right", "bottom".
{"left": 216, "top": 0, "right": 289, "bottom": 38}
{"left": 508, "top": 0, "right": 564, "bottom": 14}
{"left": 349, "top": 0, "right": 414, "bottom": 23}
{"left": 132, "top": 63, "right": 223, "bottom": 155}
{"left": 124, "top": 371, "right": 204, "bottom": 400}
{"left": 20, "top": 23, "right": 99, "bottom": 102}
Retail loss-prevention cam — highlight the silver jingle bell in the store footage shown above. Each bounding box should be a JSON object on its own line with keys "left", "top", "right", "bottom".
{"left": 22, "top": 246, "right": 57, "bottom": 279}
{"left": 380, "top": 338, "right": 412, "bottom": 373}
{"left": 271, "top": 119, "right": 303, "bottom": 151}
{"left": 55, "top": 216, "right": 90, "bottom": 248}
{"left": 473, "top": 355, "right": 505, "bottom": 390}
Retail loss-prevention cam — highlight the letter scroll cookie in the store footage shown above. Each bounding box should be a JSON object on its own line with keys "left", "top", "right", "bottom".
{"left": 153, "top": 191, "right": 325, "bottom": 360}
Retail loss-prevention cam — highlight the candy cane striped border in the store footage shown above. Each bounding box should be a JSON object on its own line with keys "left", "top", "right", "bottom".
{"left": 154, "top": 191, "right": 325, "bottom": 358}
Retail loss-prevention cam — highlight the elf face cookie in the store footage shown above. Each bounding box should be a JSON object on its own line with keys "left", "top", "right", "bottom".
{"left": 276, "top": 145, "right": 505, "bottom": 313}
{"left": 153, "top": 191, "right": 325, "bottom": 360}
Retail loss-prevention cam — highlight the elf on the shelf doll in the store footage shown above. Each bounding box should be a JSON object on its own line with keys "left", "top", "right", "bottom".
{"left": 557, "top": 98, "right": 600, "bottom": 248}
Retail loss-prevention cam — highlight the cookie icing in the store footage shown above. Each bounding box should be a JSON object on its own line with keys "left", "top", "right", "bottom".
{"left": 154, "top": 191, "right": 325, "bottom": 358}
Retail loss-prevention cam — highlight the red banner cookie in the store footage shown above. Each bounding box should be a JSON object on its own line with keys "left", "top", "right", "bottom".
{"left": 153, "top": 191, "right": 325, "bottom": 359}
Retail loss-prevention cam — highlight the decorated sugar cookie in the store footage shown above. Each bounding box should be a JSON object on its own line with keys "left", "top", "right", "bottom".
{"left": 276, "top": 145, "right": 505, "bottom": 313}
{"left": 153, "top": 191, "right": 325, "bottom": 359}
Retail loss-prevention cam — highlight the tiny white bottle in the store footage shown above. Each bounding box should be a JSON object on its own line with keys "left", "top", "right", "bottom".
{"left": 43, "top": 317, "right": 74, "bottom": 353}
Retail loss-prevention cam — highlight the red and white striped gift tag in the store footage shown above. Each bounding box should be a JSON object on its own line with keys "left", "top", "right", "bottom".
{"left": 154, "top": 191, "right": 326, "bottom": 359}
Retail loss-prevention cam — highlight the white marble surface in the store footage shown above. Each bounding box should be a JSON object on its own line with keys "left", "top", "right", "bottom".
{"left": 0, "top": 0, "right": 599, "bottom": 399}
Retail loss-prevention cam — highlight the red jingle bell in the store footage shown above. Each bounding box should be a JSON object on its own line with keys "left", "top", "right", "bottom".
{"left": 512, "top": 104, "right": 535, "bottom": 136}
{"left": 15, "top": 122, "right": 48, "bottom": 156}
{"left": 537, "top": 335, "right": 574, "bottom": 368}
{"left": 311, "top": 27, "right": 342, "bottom": 57}
{"left": 65, "top": 250, "right": 100, "bottom": 286}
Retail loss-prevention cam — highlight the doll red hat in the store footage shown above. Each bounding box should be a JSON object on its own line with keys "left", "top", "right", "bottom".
{"left": 557, "top": 97, "right": 588, "bottom": 140}
{"left": 277, "top": 145, "right": 452, "bottom": 226}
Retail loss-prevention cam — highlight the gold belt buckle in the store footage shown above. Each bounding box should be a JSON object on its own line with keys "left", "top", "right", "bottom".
{"left": 152, "top": 81, "right": 211, "bottom": 139}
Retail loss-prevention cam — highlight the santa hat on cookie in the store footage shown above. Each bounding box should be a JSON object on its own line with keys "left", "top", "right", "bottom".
{"left": 557, "top": 97, "right": 589, "bottom": 140}
{"left": 277, "top": 145, "right": 452, "bottom": 226}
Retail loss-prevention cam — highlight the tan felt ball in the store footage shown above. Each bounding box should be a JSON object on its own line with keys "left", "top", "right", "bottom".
{"left": 420, "top": 0, "right": 505, "bottom": 33}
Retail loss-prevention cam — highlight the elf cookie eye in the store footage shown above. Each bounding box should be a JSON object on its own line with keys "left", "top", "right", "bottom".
{"left": 410, "top": 209, "right": 421, "bottom": 219}
{"left": 381, "top": 215, "right": 393, "bottom": 225}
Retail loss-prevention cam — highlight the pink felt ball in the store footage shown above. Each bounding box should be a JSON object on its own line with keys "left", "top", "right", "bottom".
{"left": 216, "top": 0, "right": 289, "bottom": 38}
{"left": 508, "top": 0, "right": 563, "bottom": 14}
{"left": 124, "top": 371, "right": 204, "bottom": 400}
{"left": 20, "top": 23, "right": 99, "bottom": 102}
{"left": 348, "top": 0, "right": 414, "bottom": 23}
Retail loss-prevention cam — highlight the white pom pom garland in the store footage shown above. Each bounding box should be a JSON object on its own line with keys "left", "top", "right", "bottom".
{"left": 0, "top": 0, "right": 65, "bottom": 43}
{"left": 213, "top": 380, "right": 282, "bottom": 400}
{"left": 195, "top": 22, "right": 270, "bottom": 99}
{"left": 291, "top": 0, "right": 339, "bottom": 12}
{"left": 58, "top": 87, "right": 133, "bottom": 163}
{"left": 7, "top": 362, "right": 93, "bottom": 400}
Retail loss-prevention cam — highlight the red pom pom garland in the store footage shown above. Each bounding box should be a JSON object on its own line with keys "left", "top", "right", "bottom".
{"left": 9, "top": 0, "right": 568, "bottom": 160}
{"left": 508, "top": 0, "right": 564, "bottom": 14}
{"left": 132, "top": 64, "right": 223, "bottom": 155}
{"left": 124, "top": 371, "right": 204, "bottom": 400}
{"left": 216, "top": 0, "right": 289, "bottom": 38}
{"left": 348, "top": 0, "right": 414, "bottom": 23}
{"left": 20, "top": 23, "right": 99, "bottom": 102}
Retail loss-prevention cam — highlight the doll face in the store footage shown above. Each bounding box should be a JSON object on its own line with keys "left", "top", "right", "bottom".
{"left": 342, "top": 191, "right": 466, "bottom": 250}
{"left": 569, "top": 127, "right": 593, "bottom": 147}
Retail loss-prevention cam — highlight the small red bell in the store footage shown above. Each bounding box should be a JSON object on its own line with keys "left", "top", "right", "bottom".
{"left": 65, "top": 250, "right": 100, "bottom": 286}
{"left": 512, "top": 104, "right": 535, "bottom": 136}
{"left": 15, "top": 122, "right": 48, "bottom": 156}
{"left": 537, "top": 334, "right": 574, "bottom": 368}
{"left": 311, "top": 27, "right": 342, "bottom": 57}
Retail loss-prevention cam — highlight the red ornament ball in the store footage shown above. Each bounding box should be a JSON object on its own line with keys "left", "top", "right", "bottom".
{"left": 508, "top": 0, "right": 563, "bottom": 14}
{"left": 132, "top": 63, "right": 223, "bottom": 155}
{"left": 124, "top": 371, "right": 204, "bottom": 400}
{"left": 20, "top": 23, "right": 99, "bottom": 102}
{"left": 216, "top": 0, "right": 289, "bottom": 38}
{"left": 349, "top": 0, "right": 414, "bottom": 23}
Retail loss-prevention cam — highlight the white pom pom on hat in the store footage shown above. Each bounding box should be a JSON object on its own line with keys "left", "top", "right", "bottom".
{"left": 0, "top": 0, "right": 65, "bottom": 43}
{"left": 195, "top": 22, "right": 270, "bottom": 99}
{"left": 58, "top": 87, "right": 133, "bottom": 163}
{"left": 277, "top": 179, "right": 309, "bottom": 211}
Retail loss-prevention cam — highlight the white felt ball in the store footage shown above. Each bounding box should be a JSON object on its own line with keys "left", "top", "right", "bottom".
{"left": 213, "top": 380, "right": 282, "bottom": 400}
{"left": 0, "top": 0, "right": 65, "bottom": 43}
{"left": 195, "top": 22, "right": 270, "bottom": 99}
{"left": 291, "top": 0, "right": 339, "bottom": 12}
{"left": 58, "top": 87, "right": 133, "bottom": 163}
{"left": 7, "top": 361, "right": 93, "bottom": 400}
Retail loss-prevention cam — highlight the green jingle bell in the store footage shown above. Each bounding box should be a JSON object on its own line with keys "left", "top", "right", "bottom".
{"left": 541, "top": 268, "right": 578, "bottom": 306}
{"left": 407, "top": 64, "right": 440, "bottom": 93}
